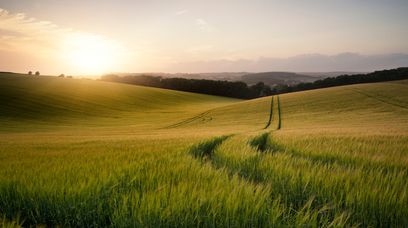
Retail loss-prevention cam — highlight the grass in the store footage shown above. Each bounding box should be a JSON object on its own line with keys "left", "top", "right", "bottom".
{"left": 0, "top": 73, "right": 238, "bottom": 132}
{"left": 0, "top": 72, "right": 407, "bottom": 227}
{"left": 0, "top": 215, "right": 22, "bottom": 228}
{"left": 213, "top": 133, "right": 407, "bottom": 227}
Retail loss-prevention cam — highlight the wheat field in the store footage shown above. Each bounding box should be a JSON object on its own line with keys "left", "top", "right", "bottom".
{"left": 0, "top": 74, "right": 407, "bottom": 227}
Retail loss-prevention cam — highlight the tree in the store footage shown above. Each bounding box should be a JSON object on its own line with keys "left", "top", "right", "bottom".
{"left": 35, "top": 71, "right": 40, "bottom": 76}
{"left": 28, "top": 71, "right": 32, "bottom": 75}
{"left": 100, "top": 74, "right": 272, "bottom": 99}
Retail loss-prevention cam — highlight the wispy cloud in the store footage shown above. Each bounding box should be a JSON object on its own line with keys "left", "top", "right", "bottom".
{"left": 0, "top": 8, "right": 124, "bottom": 74}
{"left": 175, "top": 9, "right": 188, "bottom": 16}
{"left": 0, "top": 9, "right": 70, "bottom": 56}
{"left": 196, "top": 18, "right": 213, "bottom": 32}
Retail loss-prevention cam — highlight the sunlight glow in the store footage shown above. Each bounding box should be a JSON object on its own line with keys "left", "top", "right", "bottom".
{"left": 63, "top": 33, "right": 122, "bottom": 75}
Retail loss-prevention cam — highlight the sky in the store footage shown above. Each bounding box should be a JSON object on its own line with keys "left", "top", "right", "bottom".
{"left": 0, "top": 0, "right": 407, "bottom": 75}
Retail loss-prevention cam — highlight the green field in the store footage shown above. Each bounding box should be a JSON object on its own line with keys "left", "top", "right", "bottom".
{"left": 0, "top": 73, "right": 407, "bottom": 227}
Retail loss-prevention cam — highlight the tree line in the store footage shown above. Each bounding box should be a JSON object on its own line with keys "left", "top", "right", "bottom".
{"left": 101, "top": 68, "right": 408, "bottom": 99}
{"left": 101, "top": 74, "right": 272, "bottom": 99}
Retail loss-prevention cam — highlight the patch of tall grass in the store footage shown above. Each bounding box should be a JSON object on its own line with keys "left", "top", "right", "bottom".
{"left": 213, "top": 134, "right": 408, "bottom": 227}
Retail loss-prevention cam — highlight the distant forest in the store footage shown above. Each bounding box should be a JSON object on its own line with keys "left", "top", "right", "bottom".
{"left": 101, "top": 68, "right": 408, "bottom": 99}
{"left": 101, "top": 75, "right": 271, "bottom": 99}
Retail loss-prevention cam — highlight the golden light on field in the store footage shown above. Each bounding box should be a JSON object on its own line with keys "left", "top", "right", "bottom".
{"left": 63, "top": 33, "right": 122, "bottom": 75}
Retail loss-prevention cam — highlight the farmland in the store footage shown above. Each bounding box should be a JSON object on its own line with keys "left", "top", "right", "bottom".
{"left": 0, "top": 73, "right": 407, "bottom": 227}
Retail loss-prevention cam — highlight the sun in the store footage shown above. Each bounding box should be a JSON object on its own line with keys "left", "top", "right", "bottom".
{"left": 63, "top": 33, "right": 122, "bottom": 75}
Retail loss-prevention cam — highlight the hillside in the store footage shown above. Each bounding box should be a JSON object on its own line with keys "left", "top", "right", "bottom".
{"left": 0, "top": 74, "right": 407, "bottom": 227}
{"left": 300, "top": 71, "right": 367, "bottom": 77}
{"left": 0, "top": 73, "right": 238, "bottom": 131}
{"left": 2, "top": 73, "right": 406, "bottom": 134}
{"left": 167, "top": 79, "right": 408, "bottom": 226}
{"left": 169, "top": 79, "right": 408, "bottom": 133}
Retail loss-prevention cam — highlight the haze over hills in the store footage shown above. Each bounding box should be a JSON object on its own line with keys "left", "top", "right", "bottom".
{"left": 109, "top": 71, "right": 368, "bottom": 87}
{"left": 165, "top": 53, "right": 408, "bottom": 73}
{"left": 300, "top": 71, "right": 368, "bottom": 77}
{"left": 240, "top": 72, "right": 320, "bottom": 86}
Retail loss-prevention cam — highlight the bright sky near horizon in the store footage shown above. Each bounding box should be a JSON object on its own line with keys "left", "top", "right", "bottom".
{"left": 0, "top": 0, "right": 407, "bottom": 75}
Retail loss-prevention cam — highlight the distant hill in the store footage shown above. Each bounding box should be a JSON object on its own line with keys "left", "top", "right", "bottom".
{"left": 240, "top": 72, "right": 320, "bottom": 86}
{"left": 117, "top": 71, "right": 323, "bottom": 86}
{"left": 113, "top": 72, "right": 249, "bottom": 81}
{"left": 0, "top": 72, "right": 237, "bottom": 127}
{"left": 272, "top": 67, "right": 408, "bottom": 94}
{"left": 104, "top": 71, "right": 386, "bottom": 87}
{"left": 300, "top": 71, "right": 368, "bottom": 77}
{"left": 102, "top": 68, "right": 408, "bottom": 99}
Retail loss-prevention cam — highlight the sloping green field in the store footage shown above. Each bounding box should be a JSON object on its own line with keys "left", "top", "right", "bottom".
{"left": 0, "top": 74, "right": 238, "bottom": 133}
{"left": 0, "top": 73, "right": 407, "bottom": 227}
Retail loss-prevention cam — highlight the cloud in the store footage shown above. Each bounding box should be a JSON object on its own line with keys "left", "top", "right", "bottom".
{"left": 0, "top": 8, "right": 124, "bottom": 75}
{"left": 196, "top": 18, "right": 213, "bottom": 32}
{"left": 186, "top": 45, "right": 213, "bottom": 53}
{"left": 175, "top": 9, "right": 188, "bottom": 15}
{"left": 165, "top": 53, "right": 408, "bottom": 73}
{"left": 0, "top": 9, "right": 69, "bottom": 55}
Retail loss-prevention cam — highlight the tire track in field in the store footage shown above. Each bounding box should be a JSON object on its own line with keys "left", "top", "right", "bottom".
{"left": 187, "top": 135, "right": 347, "bottom": 226}
{"left": 188, "top": 135, "right": 262, "bottom": 181}
{"left": 189, "top": 135, "right": 231, "bottom": 160}
{"left": 264, "top": 95, "right": 281, "bottom": 130}
{"left": 164, "top": 93, "right": 282, "bottom": 130}
{"left": 186, "top": 91, "right": 404, "bottom": 227}
{"left": 188, "top": 134, "right": 352, "bottom": 224}
{"left": 277, "top": 96, "right": 282, "bottom": 130}
{"left": 189, "top": 135, "right": 266, "bottom": 183}
{"left": 187, "top": 95, "right": 284, "bottom": 179}
{"left": 217, "top": 133, "right": 406, "bottom": 227}
{"left": 263, "top": 96, "right": 274, "bottom": 129}
{"left": 247, "top": 132, "right": 408, "bottom": 176}
{"left": 350, "top": 88, "right": 408, "bottom": 110}
{"left": 161, "top": 108, "right": 215, "bottom": 129}
{"left": 162, "top": 100, "right": 251, "bottom": 129}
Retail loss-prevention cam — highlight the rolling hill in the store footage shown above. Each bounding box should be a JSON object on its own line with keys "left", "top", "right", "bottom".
{"left": 0, "top": 73, "right": 407, "bottom": 227}
{"left": 0, "top": 73, "right": 238, "bottom": 131}
{"left": 167, "top": 79, "right": 408, "bottom": 134}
